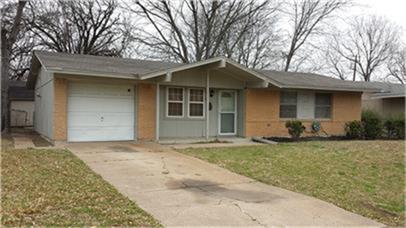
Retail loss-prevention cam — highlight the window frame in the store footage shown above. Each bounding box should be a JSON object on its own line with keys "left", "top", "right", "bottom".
{"left": 187, "top": 88, "right": 205, "bottom": 119}
{"left": 279, "top": 91, "right": 298, "bottom": 119}
{"left": 166, "top": 87, "right": 185, "bottom": 118}
{"left": 314, "top": 93, "right": 332, "bottom": 119}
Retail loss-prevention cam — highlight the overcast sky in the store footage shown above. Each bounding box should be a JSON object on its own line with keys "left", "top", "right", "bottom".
{"left": 350, "top": 0, "right": 406, "bottom": 41}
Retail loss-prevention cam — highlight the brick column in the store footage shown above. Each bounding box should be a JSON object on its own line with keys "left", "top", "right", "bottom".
{"left": 137, "top": 83, "right": 156, "bottom": 141}
{"left": 53, "top": 78, "right": 68, "bottom": 141}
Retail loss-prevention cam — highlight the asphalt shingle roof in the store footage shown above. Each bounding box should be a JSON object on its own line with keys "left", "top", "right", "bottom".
{"left": 29, "top": 51, "right": 384, "bottom": 92}
{"left": 8, "top": 81, "right": 34, "bottom": 101}
{"left": 360, "top": 82, "right": 405, "bottom": 98}
{"left": 34, "top": 51, "right": 183, "bottom": 77}
{"left": 258, "top": 70, "right": 381, "bottom": 92}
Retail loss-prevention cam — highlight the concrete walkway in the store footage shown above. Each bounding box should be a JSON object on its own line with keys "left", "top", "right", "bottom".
{"left": 66, "top": 142, "right": 382, "bottom": 227}
{"left": 11, "top": 130, "right": 53, "bottom": 149}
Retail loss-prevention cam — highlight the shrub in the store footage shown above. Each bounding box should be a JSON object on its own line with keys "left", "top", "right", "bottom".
{"left": 384, "top": 115, "right": 405, "bottom": 139}
{"left": 344, "top": 121, "right": 363, "bottom": 139}
{"left": 361, "top": 110, "right": 383, "bottom": 139}
{"left": 285, "top": 120, "right": 306, "bottom": 138}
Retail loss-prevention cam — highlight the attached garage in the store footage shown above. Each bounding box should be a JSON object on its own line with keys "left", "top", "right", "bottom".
{"left": 67, "top": 82, "right": 135, "bottom": 142}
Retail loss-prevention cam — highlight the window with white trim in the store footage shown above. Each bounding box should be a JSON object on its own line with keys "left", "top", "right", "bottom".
{"left": 315, "top": 93, "right": 332, "bottom": 119}
{"left": 167, "top": 87, "right": 184, "bottom": 117}
{"left": 280, "top": 91, "right": 297, "bottom": 118}
{"left": 188, "top": 88, "right": 205, "bottom": 118}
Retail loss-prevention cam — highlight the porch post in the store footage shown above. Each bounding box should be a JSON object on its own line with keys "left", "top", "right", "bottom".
{"left": 206, "top": 70, "right": 210, "bottom": 141}
{"left": 155, "top": 82, "right": 160, "bottom": 142}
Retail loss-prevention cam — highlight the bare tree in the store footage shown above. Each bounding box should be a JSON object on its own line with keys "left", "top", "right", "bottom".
{"left": 228, "top": 27, "right": 281, "bottom": 69}
{"left": 1, "top": 0, "right": 27, "bottom": 132}
{"left": 220, "top": 5, "right": 281, "bottom": 69}
{"left": 281, "top": 0, "right": 350, "bottom": 72}
{"left": 331, "top": 16, "right": 400, "bottom": 81}
{"left": 26, "top": 0, "right": 131, "bottom": 56}
{"left": 321, "top": 47, "right": 349, "bottom": 80}
{"left": 127, "top": 0, "right": 275, "bottom": 66}
{"left": 387, "top": 45, "right": 406, "bottom": 84}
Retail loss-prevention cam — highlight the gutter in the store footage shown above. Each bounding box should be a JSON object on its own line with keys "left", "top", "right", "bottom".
{"left": 48, "top": 68, "right": 139, "bottom": 80}
{"left": 369, "top": 94, "right": 406, "bottom": 99}
{"left": 276, "top": 85, "right": 382, "bottom": 93}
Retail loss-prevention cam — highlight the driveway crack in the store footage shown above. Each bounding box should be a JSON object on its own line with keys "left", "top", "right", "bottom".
{"left": 161, "top": 156, "right": 170, "bottom": 174}
{"left": 87, "top": 158, "right": 138, "bottom": 163}
{"left": 232, "top": 202, "right": 266, "bottom": 227}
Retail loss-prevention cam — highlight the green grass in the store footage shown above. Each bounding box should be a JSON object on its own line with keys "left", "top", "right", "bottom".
{"left": 179, "top": 140, "right": 405, "bottom": 226}
{"left": 1, "top": 138, "right": 160, "bottom": 227}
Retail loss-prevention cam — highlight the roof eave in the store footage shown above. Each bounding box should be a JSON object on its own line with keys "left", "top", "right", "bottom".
{"left": 26, "top": 53, "right": 42, "bottom": 89}
{"left": 278, "top": 85, "right": 381, "bottom": 92}
{"left": 370, "top": 94, "right": 406, "bottom": 99}
{"left": 49, "top": 68, "right": 139, "bottom": 80}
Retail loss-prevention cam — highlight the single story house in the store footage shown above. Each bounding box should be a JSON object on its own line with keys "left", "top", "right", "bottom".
{"left": 9, "top": 80, "right": 35, "bottom": 127}
{"left": 27, "top": 51, "right": 380, "bottom": 144}
{"left": 361, "top": 82, "right": 405, "bottom": 117}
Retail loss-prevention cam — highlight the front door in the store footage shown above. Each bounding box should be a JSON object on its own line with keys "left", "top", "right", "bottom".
{"left": 218, "top": 90, "right": 237, "bottom": 135}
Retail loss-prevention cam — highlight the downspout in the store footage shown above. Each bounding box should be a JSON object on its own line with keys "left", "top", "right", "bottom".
{"left": 155, "top": 82, "right": 160, "bottom": 142}
{"left": 206, "top": 70, "right": 210, "bottom": 141}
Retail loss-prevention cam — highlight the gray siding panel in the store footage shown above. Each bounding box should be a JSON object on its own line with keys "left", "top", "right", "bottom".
{"left": 159, "top": 69, "right": 246, "bottom": 89}
{"left": 237, "top": 90, "right": 245, "bottom": 136}
{"left": 159, "top": 85, "right": 243, "bottom": 138}
{"left": 159, "top": 86, "right": 206, "bottom": 138}
{"left": 34, "top": 67, "right": 54, "bottom": 139}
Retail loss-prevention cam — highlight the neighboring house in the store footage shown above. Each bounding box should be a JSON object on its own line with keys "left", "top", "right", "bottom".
{"left": 27, "top": 51, "right": 379, "bottom": 143}
{"left": 8, "top": 81, "right": 35, "bottom": 127}
{"left": 362, "top": 82, "right": 405, "bottom": 117}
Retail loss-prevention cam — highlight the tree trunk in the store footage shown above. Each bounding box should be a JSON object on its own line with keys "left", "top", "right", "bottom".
{"left": 284, "top": 53, "right": 293, "bottom": 72}
{"left": 1, "top": 30, "right": 10, "bottom": 133}
{"left": 1, "top": 0, "right": 27, "bottom": 133}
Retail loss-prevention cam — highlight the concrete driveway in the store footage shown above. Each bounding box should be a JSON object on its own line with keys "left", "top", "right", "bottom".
{"left": 67, "top": 142, "right": 382, "bottom": 227}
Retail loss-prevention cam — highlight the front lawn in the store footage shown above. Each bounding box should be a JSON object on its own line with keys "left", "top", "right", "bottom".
{"left": 179, "top": 140, "right": 405, "bottom": 226}
{"left": 1, "top": 138, "right": 160, "bottom": 227}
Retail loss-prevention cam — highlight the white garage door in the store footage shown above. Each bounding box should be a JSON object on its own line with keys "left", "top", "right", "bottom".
{"left": 67, "top": 82, "right": 135, "bottom": 142}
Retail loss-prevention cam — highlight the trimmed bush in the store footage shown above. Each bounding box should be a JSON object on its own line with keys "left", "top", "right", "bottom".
{"left": 384, "top": 115, "right": 405, "bottom": 139}
{"left": 285, "top": 120, "right": 306, "bottom": 138}
{"left": 361, "top": 110, "right": 383, "bottom": 139}
{"left": 344, "top": 121, "right": 363, "bottom": 139}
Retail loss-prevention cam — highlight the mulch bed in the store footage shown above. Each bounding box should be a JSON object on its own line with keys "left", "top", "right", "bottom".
{"left": 265, "top": 136, "right": 349, "bottom": 143}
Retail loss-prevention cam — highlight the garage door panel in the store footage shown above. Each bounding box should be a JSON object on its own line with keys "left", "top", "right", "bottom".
{"left": 69, "top": 83, "right": 134, "bottom": 98}
{"left": 68, "top": 97, "right": 134, "bottom": 112}
{"left": 68, "top": 113, "right": 134, "bottom": 127}
{"left": 67, "top": 82, "right": 135, "bottom": 142}
{"left": 68, "top": 127, "right": 134, "bottom": 142}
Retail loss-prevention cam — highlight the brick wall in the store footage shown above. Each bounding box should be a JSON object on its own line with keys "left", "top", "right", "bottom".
{"left": 137, "top": 83, "right": 156, "bottom": 141}
{"left": 53, "top": 78, "right": 67, "bottom": 141}
{"left": 244, "top": 89, "right": 362, "bottom": 137}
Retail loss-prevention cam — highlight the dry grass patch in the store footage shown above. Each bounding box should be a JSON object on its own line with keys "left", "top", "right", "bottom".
{"left": 1, "top": 139, "right": 160, "bottom": 227}
{"left": 179, "top": 140, "right": 405, "bottom": 226}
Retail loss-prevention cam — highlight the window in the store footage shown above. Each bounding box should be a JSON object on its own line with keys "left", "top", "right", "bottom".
{"left": 280, "top": 91, "right": 297, "bottom": 118}
{"left": 188, "top": 88, "right": 205, "bottom": 118}
{"left": 167, "top": 87, "right": 184, "bottom": 117}
{"left": 315, "top": 93, "right": 332, "bottom": 119}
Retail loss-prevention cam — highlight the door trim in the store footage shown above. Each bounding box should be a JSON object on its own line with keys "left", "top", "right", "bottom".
{"left": 218, "top": 90, "right": 237, "bottom": 135}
